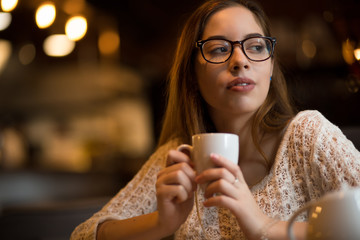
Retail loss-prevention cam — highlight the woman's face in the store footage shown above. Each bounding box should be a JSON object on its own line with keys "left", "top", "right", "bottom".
{"left": 195, "top": 6, "right": 273, "bottom": 119}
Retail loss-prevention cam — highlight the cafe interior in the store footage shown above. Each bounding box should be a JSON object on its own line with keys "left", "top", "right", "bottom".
{"left": 0, "top": 0, "right": 359, "bottom": 239}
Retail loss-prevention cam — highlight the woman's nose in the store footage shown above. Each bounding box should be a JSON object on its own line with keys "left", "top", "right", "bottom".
{"left": 229, "top": 45, "right": 249, "bottom": 71}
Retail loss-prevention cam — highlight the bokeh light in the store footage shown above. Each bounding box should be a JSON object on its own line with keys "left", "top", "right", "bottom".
{"left": 63, "top": 0, "right": 85, "bottom": 15}
{"left": 0, "top": 39, "right": 12, "bottom": 74}
{"left": 1, "top": 0, "right": 18, "bottom": 12}
{"left": 65, "top": 16, "right": 87, "bottom": 41}
{"left": 19, "top": 43, "right": 36, "bottom": 65}
{"left": 35, "top": 2, "right": 56, "bottom": 29}
{"left": 342, "top": 39, "right": 355, "bottom": 65}
{"left": 98, "top": 30, "right": 120, "bottom": 55}
{"left": 302, "top": 40, "right": 317, "bottom": 59}
{"left": 43, "top": 34, "right": 75, "bottom": 57}
{"left": 0, "top": 12, "right": 11, "bottom": 31}
{"left": 354, "top": 48, "right": 360, "bottom": 61}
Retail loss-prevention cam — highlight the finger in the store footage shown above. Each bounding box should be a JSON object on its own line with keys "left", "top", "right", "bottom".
{"left": 202, "top": 194, "right": 236, "bottom": 208}
{"left": 209, "top": 153, "right": 245, "bottom": 182}
{"left": 166, "top": 150, "right": 193, "bottom": 167}
{"left": 195, "top": 167, "right": 235, "bottom": 185}
{"left": 203, "top": 179, "right": 237, "bottom": 199}
{"left": 157, "top": 183, "right": 192, "bottom": 203}
{"left": 158, "top": 161, "right": 196, "bottom": 181}
{"left": 157, "top": 168, "right": 196, "bottom": 194}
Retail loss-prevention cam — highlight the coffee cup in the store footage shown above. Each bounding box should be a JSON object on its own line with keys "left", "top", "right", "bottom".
{"left": 177, "top": 133, "right": 239, "bottom": 173}
{"left": 287, "top": 187, "right": 360, "bottom": 240}
{"left": 176, "top": 133, "right": 239, "bottom": 239}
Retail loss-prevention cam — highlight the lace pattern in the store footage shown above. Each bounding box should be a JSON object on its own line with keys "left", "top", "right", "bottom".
{"left": 71, "top": 110, "right": 360, "bottom": 240}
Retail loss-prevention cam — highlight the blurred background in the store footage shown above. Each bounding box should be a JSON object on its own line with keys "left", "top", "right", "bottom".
{"left": 0, "top": 0, "right": 359, "bottom": 239}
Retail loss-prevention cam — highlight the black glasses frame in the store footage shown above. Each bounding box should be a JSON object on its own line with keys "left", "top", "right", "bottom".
{"left": 196, "top": 36, "right": 277, "bottom": 64}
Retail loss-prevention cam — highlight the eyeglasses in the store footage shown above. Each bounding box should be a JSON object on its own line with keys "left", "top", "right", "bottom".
{"left": 196, "top": 36, "right": 276, "bottom": 64}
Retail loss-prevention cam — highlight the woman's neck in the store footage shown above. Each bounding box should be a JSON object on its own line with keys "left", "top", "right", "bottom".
{"left": 210, "top": 110, "right": 254, "bottom": 136}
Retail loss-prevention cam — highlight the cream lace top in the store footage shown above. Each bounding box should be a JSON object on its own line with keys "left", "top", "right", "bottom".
{"left": 71, "top": 110, "right": 360, "bottom": 240}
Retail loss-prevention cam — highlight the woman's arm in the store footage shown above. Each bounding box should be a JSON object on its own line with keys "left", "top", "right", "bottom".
{"left": 97, "top": 211, "right": 167, "bottom": 240}
{"left": 97, "top": 149, "right": 197, "bottom": 240}
{"left": 70, "top": 141, "right": 179, "bottom": 240}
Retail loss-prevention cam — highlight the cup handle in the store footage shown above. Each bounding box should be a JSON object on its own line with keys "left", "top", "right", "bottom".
{"left": 176, "top": 144, "right": 193, "bottom": 157}
{"left": 287, "top": 202, "right": 313, "bottom": 240}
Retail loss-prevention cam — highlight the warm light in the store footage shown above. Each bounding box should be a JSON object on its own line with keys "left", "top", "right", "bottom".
{"left": 311, "top": 213, "right": 318, "bottom": 219}
{"left": 1, "top": 0, "right": 18, "bottom": 12}
{"left": 63, "top": 0, "right": 85, "bottom": 15}
{"left": 0, "top": 39, "right": 12, "bottom": 74}
{"left": 342, "top": 39, "right": 355, "bottom": 65}
{"left": 302, "top": 40, "right": 317, "bottom": 59}
{"left": 19, "top": 43, "right": 36, "bottom": 65}
{"left": 35, "top": 2, "right": 56, "bottom": 29}
{"left": 98, "top": 30, "right": 120, "bottom": 55}
{"left": 65, "top": 16, "right": 87, "bottom": 41}
{"left": 315, "top": 206, "right": 322, "bottom": 213}
{"left": 311, "top": 206, "right": 322, "bottom": 219}
{"left": 43, "top": 34, "right": 75, "bottom": 57}
{"left": 0, "top": 12, "right": 11, "bottom": 31}
{"left": 354, "top": 48, "right": 360, "bottom": 61}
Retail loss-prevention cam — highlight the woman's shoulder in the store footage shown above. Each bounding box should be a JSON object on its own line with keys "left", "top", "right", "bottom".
{"left": 287, "top": 110, "right": 337, "bottom": 135}
{"left": 291, "top": 110, "right": 329, "bottom": 125}
{"left": 281, "top": 110, "right": 348, "bottom": 154}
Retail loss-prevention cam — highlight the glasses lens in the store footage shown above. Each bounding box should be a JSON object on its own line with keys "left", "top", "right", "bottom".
{"left": 243, "top": 37, "right": 272, "bottom": 61}
{"left": 202, "top": 40, "right": 231, "bottom": 63}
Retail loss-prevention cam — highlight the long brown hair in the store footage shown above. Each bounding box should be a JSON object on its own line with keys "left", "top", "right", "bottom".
{"left": 158, "top": 0, "right": 296, "bottom": 166}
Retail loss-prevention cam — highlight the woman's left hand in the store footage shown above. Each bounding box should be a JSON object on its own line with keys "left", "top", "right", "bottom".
{"left": 195, "top": 153, "right": 270, "bottom": 240}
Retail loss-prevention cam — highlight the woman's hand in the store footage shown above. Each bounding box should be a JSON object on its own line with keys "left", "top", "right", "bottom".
{"left": 195, "top": 153, "right": 269, "bottom": 240}
{"left": 155, "top": 149, "right": 197, "bottom": 236}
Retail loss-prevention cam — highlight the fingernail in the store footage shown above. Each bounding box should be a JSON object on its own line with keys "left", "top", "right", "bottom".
{"left": 210, "top": 153, "right": 219, "bottom": 159}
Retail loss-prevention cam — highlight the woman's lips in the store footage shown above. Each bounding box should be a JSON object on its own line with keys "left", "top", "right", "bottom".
{"left": 226, "top": 78, "right": 255, "bottom": 92}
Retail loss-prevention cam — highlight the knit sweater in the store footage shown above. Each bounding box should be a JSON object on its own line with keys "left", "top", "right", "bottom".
{"left": 70, "top": 110, "right": 360, "bottom": 240}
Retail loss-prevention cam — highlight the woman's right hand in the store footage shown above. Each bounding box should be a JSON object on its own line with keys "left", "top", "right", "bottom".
{"left": 155, "top": 149, "right": 197, "bottom": 236}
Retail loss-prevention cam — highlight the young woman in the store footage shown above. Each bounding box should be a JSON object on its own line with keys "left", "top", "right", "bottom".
{"left": 71, "top": 0, "right": 360, "bottom": 239}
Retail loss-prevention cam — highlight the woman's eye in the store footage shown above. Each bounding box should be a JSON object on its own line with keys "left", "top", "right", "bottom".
{"left": 208, "top": 45, "right": 229, "bottom": 55}
{"left": 215, "top": 46, "right": 228, "bottom": 53}
{"left": 247, "top": 44, "right": 265, "bottom": 53}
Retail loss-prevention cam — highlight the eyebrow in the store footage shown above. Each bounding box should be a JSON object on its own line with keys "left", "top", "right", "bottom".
{"left": 204, "top": 33, "right": 263, "bottom": 41}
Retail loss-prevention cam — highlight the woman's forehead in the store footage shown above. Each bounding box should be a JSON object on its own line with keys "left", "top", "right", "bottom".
{"left": 202, "top": 6, "right": 264, "bottom": 40}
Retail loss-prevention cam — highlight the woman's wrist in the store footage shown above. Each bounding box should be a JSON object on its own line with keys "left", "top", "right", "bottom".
{"left": 154, "top": 211, "right": 176, "bottom": 239}
{"left": 259, "top": 217, "right": 279, "bottom": 240}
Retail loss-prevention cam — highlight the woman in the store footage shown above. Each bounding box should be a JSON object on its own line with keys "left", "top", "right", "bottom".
{"left": 71, "top": 0, "right": 360, "bottom": 239}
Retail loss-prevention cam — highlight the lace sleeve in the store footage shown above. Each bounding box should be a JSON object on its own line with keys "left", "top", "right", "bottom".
{"left": 304, "top": 111, "right": 360, "bottom": 196}
{"left": 70, "top": 140, "right": 179, "bottom": 240}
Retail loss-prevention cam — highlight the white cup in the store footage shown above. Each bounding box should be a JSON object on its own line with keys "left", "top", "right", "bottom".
{"left": 177, "top": 133, "right": 239, "bottom": 173}
{"left": 287, "top": 187, "right": 360, "bottom": 240}
{"left": 177, "top": 133, "right": 239, "bottom": 238}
